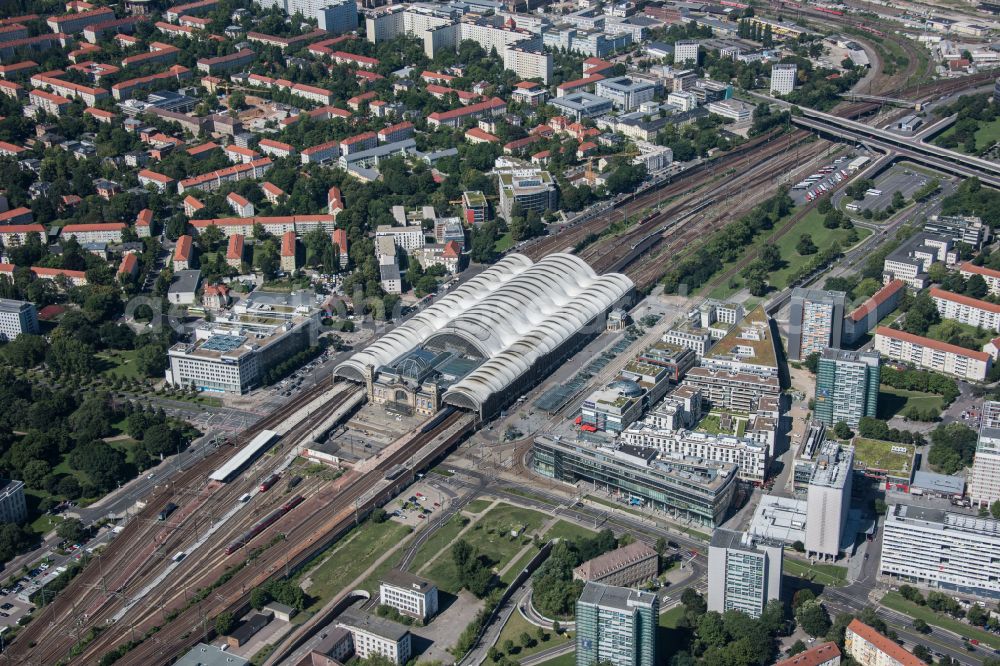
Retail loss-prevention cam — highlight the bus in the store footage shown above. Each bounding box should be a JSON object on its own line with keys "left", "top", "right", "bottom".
{"left": 866, "top": 189, "right": 882, "bottom": 196}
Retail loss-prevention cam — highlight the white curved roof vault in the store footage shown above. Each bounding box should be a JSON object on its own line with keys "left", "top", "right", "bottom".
{"left": 334, "top": 252, "right": 634, "bottom": 412}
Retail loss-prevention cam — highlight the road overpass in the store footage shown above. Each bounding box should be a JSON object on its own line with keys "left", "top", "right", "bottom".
{"left": 791, "top": 107, "right": 1000, "bottom": 188}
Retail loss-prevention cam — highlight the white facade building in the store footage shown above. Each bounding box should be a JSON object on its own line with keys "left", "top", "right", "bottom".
{"left": 805, "top": 441, "right": 853, "bottom": 561}
{"left": 881, "top": 503, "right": 1000, "bottom": 599}
{"left": 873, "top": 326, "right": 991, "bottom": 382}
{"left": 338, "top": 611, "right": 412, "bottom": 665}
{"left": 770, "top": 63, "right": 796, "bottom": 95}
{"left": 674, "top": 39, "right": 699, "bottom": 64}
{"left": 0, "top": 299, "right": 38, "bottom": 341}
{"left": 970, "top": 401, "right": 1000, "bottom": 508}
{"left": 708, "top": 529, "right": 782, "bottom": 618}
{"left": 379, "top": 570, "right": 439, "bottom": 621}
{"left": 930, "top": 287, "right": 1000, "bottom": 332}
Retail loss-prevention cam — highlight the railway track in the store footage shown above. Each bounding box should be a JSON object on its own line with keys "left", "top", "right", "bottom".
{"left": 72, "top": 411, "right": 473, "bottom": 666}
{"left": 10, "top": 381, "right": 357, "bottom": 665}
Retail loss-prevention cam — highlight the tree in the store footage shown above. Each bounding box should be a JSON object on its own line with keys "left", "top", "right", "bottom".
{"left": 791, "top": 540, "right": 805, "bottom": 552}
{"left": 833, "top": 421, "right": 853, "bottom": 440}
{"left": 796, "top": 234, "right": 817, "bottom": 255}
{"left": 967, "top": 273, "right": 989, "bottom": 299}
{"left": 759, "top": 243, "right": 781, "bottom": 271}
{"left": 56, "top": 518, "right": 86, "bottom": 543}
{"left": 788, "top": 640, "right": 807, "bottom": 656}
{"left": 902, "top": 291, "right": 940, "bottom": 336}
{"left": 991, "top": 500, "right": 1000, "bottom": 520}
{"left": 519, "top": 631, "right": 534, "bottom": 648}
{"left": 4, "top": 334, "right": 48, "bottom": 368}
{"left": 797, "top": 600, "right": 831, "bottom": 637}
{"left": 250, "top": 587, "right": 270, "bottom": 610}
{"left": 552, "top": 620, "right": 561, "bottom": 635}
{"left": 792, "top": 588, "right": 816, "bottom": 610}
{"left": 214, "top": 611, "right": 235, "bottom": 636}
{"left": 804, "top": 351, "right": 820, "bottom": 374}
{"left": 913, "top": 645, "right": 933, "bottom": 662}
{"left": 913, "top": 618, "right": 931, "bottom": 634}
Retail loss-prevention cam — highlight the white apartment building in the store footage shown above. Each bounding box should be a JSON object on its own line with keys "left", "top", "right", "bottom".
{"left": 845, "top": 619, "right": 923, "bottom": 666}
{"left": 375, "top": 225, "right": 425, "bottom": 253}
{"left": 770, "top": 63, "right": 796, "bottom": 95}
{"left": 60, "top": 222, "right": 126, "bottom": 244}
{"left": 873, "top": 326, "right": 991, "bottom": 381}
{"left": 970, "top": 401, "right": 1000, "bottom": 507}
{"left": 667, "top": 91, "right": 697, "bottom": 111}
{"left": 0, "top": 299, "right": 38, "bottom": 341}
{"left": 805, "top": 441, "right": 853, "bottom": 561}
{"left": 379, "top": 570, "right": 439, "bottom": 621}
{"left": 960, "top": 262, "right": 1000, "bottom": 296}
{"left": 674, "top": 39, "right": 699, "bottom": 64}
{"left": 338, "top": 611, "right": 412, "bottom": 665}
{"left": 930, "top": 287, "right": 1000, "bottom": 332}
{"left": 663, "top": 329, "right": 712, "bottom": 356}
{"left": 503, "top": 42, "right": 553, "bottom": 84}
{"left": 880, "top": 503, "right": 1000, "bottom": 599}
{"left": 708, "top": 529, "right": 782, "bottom": 618}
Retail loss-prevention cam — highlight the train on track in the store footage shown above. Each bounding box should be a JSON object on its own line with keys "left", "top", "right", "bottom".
{"left": 420, "top": 405, "right": 456, "bottom": 433}
{"left": 224, "top": 494, "right": 305, "bottom": 555}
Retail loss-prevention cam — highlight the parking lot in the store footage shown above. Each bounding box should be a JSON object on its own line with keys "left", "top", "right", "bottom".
{"left": 789, "top": 153, "right": 860, "bottom": 205}
{"left": 848, "top": 166, "right": 933, "bottom": 213}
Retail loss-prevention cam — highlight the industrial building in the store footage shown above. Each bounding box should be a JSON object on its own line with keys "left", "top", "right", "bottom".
{"left": 335, "top": 253, "right": 633, "bottom": 419}
{"left": 707, "top": 529, "right": 782, "bottom": 618}
{"left": 787, "top": 288, "right": 845, "bottom": 360}
{"left": 805, "top": 441, "right": 853, "bottom": 561}
{"left": 813, "top": 349, "right": 880, "bottom": 428}
{"left": 575, "top": 582, "right": 658, "bottom": 666}
{"left": 532, "top": 435, "right": 737, "bottom": 527}
{"left": 880, "top": 503, "right": 1000, "bottom": 600}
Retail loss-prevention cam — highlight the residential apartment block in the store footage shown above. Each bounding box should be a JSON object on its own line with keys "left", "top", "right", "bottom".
{"left": 845, "top": 618, "right": 927, "bottom": 666}
{"left": 0, "top": 299, "right": 38, "bottom": 341}
{"left": 805, "top": 440, "right": 853, "bottom": 561}
{"left": 575, "top": 582, "right": 658, "bottom": 666}
{"left": 787, "top": 288, "right": 845, "bottom": 360}
{"left": 572, "top": 541, "right": 658, "bottom": 587}
{"left": 931, "top": 287, "right": 1000, "bottom": 332}
{"left": 813, "top": 349, "right": 880, "bottom": 428}
{"left": 873, "top": 326, "right": 991, "bottom": 381}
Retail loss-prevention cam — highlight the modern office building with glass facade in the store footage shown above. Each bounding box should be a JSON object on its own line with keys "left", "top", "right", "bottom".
{"left": 576, "top": 582, "right": 658, "bottom": 666}
{"left": 813, "top": 349, "right": 880, "bottom": 428}
{"left": 532, "top": 436, "right": 737, "bottom": 526}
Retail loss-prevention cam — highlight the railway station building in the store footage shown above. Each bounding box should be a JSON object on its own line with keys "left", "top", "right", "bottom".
{"left": 335, "top": 253, "right": 634, "bottom": 420}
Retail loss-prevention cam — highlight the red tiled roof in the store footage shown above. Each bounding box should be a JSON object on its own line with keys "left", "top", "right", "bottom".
{"left": 0, "top": 224, "right": 44, "bottom": 234}
{"left": 138, "top": 168, "right": 173, "bottom": 183}
{"left": 930, "top": 287, "right": 1000, "bottom": 314}
{"left": 118, "top": 253, "right": 138, "bottom": 275}
{"left": 847, "top": 620, "right": 927, "bottom": 666}
{"left": 136, "top": 209, "right": 153, "bottom": 226}
{"left": 174, "top": 234, "right": 193, "bottom": 261}
{"left": 557, "top": 74, "right": 604, "bottom": 90}
{"left": 281, "top": 230, "right": 295, "bottom": 256}
{"left": 960, "top": 261, "right": 1000, "bottom": 279}
{"left": 775, "top": 642, "right": 841, "bottom": 666}
{"left": 63, "top": 222, "right": 125, "bottom": 232}
{"left": 428, "top": 97, "right": 505, "bottom": 123}
{"left": 849, "top": 279, "right": 904, "bottom": 322}
{"left": 443, "top": 241, "right": 460, "bottom": 259}
{"left": 875, "top": 326, "right": 991, "bottom": 362}
{"left": 226, "top": 234, "right": 244, "bottom": 260}
{"left": 466, "top": 127, "right": 499, "bottom": 143}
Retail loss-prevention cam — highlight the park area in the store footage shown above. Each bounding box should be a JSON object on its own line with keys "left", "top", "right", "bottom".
{"left": 852, "top": 438, "right": 916, "bottom": 481}
{"left": 876, "top": 385, "right": 944, "bottom": 421}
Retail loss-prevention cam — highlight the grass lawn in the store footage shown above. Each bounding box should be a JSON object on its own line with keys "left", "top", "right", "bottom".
{"left": 881, "top": 592, "right": 1000, "bottom": 649}
{"left": 542, "top": 520, "right": 596, "bottom": 543}
{"left": 488, "top": 609, "right": 573, "bottom": 664}
{"left": 495, "top": 232, "right": 514, "bottom": 253}
{"left": 876, "top": 385, "right": 944, "bottom": 420}
{"left": 852, "top": 438, "right": 916, "bottom": 478}
{"left": 97, "top": 349, "right": 142, "bottom": 380}
{"left": 926, "top": 319, "right": 996, "bottom": 350}
{"left": 660, "top": 605, "right": 686, "bottom": 628}
{"left": 424, "top": 503, "right": 549, "bottom": 592}
{"left": 298, "top": 520, "right": 413, "bottom": 613}
{"left": 764, "top": 209, "right": 871, "bottom": 291}
{"left": 783, "top": 558, "right": 847, "bottom": 587}
{"left": 30, "top": 513, "right": 62, "bottom": 535}
{"left": 936, "top": 117, "right": 1000, "bottom": 155}
{"left": 410, "top": 514, "right": 471, "bottom": 573}
{"left": 500, "top": 546, "right": 540, "bottom": 585}
{"left": 706, "top": 208, "right": 870, "bottom": 299}
{"left": 465, "top": 499, "right": 493, "bottom": 514}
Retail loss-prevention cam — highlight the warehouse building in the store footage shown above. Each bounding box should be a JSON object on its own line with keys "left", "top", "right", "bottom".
{"left": 336, "top": 253, "right": 633, "bottom": 419}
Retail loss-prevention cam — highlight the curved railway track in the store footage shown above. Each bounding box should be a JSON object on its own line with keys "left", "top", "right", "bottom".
{"left": 70, "top": 411, "right": 472, "bottom": 666}
{"left": 10, "top": 381, "right": 359, "bottom": 665}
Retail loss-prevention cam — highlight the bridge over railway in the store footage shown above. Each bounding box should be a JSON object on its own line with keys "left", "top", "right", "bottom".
{"left": 790, "top": 106, "right": 1000, "bottom": 188}
{"left": 838, "top": 92, "right": 914, "bottom": 107}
